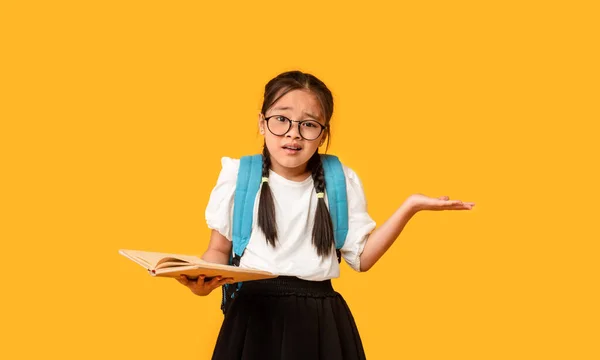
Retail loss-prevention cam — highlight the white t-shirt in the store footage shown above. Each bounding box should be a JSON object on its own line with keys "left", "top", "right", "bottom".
{"left": 205, "top": 156, "right": 376, "bottom": 281}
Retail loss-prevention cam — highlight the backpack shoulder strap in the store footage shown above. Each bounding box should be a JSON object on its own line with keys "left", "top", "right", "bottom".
{"left": 223, "top": 154, "right": 262, "bottom": 313}
{"left": 321, "top": 154, "right": 349, "bottom": 249}
{"left": 231, "top": 154, "right": 263, "bottom": 259}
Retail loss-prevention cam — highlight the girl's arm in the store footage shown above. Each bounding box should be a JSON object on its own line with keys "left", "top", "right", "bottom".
{"left": 359, "top": 199, "right": 416, "bottom": 272}
{"left": 201, "top": 229, "right": 232, "bottom": 265}
{"left": 359, "top": 194, "right": 474, "bottom": 272}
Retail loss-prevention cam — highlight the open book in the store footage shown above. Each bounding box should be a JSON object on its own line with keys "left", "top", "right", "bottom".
{"left": 119, "top": 249, "right": 278, "bottom": 282}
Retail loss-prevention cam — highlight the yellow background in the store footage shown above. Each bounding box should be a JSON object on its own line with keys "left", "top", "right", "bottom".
{"left": 2, "top": 1, "right": 599, "bottom": 359}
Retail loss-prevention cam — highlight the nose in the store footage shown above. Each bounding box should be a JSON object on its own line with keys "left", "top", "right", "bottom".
{"left": 285, "top": 121, "right": 301, "bottom": 139}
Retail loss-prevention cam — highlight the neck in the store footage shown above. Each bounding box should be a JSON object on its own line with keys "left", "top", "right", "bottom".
{"left": 269, "top": 160, "right": 311, "bottom": 182}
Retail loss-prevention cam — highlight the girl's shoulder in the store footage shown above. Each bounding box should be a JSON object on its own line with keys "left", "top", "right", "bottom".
{"left": 339, "top": 162, "right": 368, "bottom": 201}
{"left": 220, "top": 156, "right": 240, "bottom": 170}
{"left": 213, "top": 156, "right": 240, "bottom": 183}
{"left": 340, "top": 163, "right": 361, "bottom": 183}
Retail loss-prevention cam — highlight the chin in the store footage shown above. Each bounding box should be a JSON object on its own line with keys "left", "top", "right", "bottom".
{"left": 273, "top": 155, "right": 307, "bottom": 169}
{"left": 271, "top": 150, "right": 313, "bottom": 169}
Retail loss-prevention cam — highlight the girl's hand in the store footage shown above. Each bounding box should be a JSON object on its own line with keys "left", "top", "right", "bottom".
{"left": 407, "top": 194, "right": 475, "bottom": 212}
{"left": 176, "top": 275, "right": 233, "bottom": 296}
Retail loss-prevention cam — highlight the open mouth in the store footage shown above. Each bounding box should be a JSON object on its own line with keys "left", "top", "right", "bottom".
{"left": 282, "top": 144, "right": 302, "bottom": 153}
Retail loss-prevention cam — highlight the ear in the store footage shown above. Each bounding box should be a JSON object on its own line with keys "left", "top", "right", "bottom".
{"left": 258, "top": 113, "right": 265, "bottom": 135}
{"left": 319, "top": 131, "right": 328, "bottom": 146}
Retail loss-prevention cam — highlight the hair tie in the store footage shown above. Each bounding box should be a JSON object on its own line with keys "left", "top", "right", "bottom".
{"left": 261, "top": 177, "right": 269, "bottom": 184}
{"left": 316, "top": 192, "right": 324, "bottom": 199}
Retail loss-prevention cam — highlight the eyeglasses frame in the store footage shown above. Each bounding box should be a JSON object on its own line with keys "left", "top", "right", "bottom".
{"left": 263, "top": 114, "right": 327, "bottom": 141}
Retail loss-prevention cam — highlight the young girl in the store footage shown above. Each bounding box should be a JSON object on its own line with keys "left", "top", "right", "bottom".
{"left": 177, "top": 70, "right": 474, "bottom": 359}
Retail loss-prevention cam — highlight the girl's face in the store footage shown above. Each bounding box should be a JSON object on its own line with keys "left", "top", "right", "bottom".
{"left": 259, "top": 89, "right": 327, "bottom": 179}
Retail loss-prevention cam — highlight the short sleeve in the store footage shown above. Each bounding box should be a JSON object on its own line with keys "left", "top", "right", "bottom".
{"left": 339, "top": 165, "right": 376, "bottom": 272}
{"left": 205, "top": 157, "right": 240, "bottom": 241}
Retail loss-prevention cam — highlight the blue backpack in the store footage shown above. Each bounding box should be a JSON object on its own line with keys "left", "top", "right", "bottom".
{"left": 220, "top": 153, "right": 349, "bottom": 313}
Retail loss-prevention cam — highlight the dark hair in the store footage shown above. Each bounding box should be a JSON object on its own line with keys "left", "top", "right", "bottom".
{"left": 257, "top": 70, "right": 335, "bottom": 257}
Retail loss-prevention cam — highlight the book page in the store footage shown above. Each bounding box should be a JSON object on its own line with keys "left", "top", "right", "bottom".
{"left": 155, "top": 259, "right": 193, "bottom": 270}
{"left": 119, "top": 249, "right": 203, "bottom": 269}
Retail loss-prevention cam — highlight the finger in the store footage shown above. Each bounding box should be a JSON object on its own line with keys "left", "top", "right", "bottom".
{"left": 454, "top": 201, "right": 474, "bottom": 208}
{"left": 207, "top": 276, "right": 222, "bottom": 288}
{"left": 448, "top": 200, "right": 475, "bottom": 206}
{"left": 219, "top": 277, "right": 234, "bottom": 286}
{"left": 187, "top": 275, "right": 207, "bottom": 288}
{"left": 438, "top": 196, "right": 450, "bottom": 200}
{"left": 451, "top": 203, "right": 474, "bottom": 210}
{"left": 436, "top": 201, "right": 465, "bottom": 210}
{"left": 209, "top": 280, "right": 227, "bottom": 291}
{"left": 178, "top": 275, "right": 189, "bottom": 285}
{"left": 441, "top": 200, "right": 463, "bottom": 206}
{"left": 213, "top": 278, "right": 233, "bottom": 290}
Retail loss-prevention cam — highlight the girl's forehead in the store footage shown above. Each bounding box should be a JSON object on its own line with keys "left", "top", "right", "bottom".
{"left": 269, "top": 89, "right": 322, "bottom": 117}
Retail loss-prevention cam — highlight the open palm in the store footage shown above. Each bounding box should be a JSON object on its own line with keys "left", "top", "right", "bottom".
{"left": 409, "top": 194, "right": 475, "bottom": 211}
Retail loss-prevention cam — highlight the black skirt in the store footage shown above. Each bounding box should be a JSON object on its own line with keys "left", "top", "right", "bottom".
{"left": 212, "top": 276, "right": 366, "bottom": 360}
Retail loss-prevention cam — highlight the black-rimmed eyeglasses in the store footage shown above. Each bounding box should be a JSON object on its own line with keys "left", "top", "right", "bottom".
{"left": 264, "top": 115, "right": 326, "bottom": 141}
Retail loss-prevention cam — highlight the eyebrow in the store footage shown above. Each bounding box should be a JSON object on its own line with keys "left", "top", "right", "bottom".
{"left": 271, "top": 106, "right": 320, "bottom": 120}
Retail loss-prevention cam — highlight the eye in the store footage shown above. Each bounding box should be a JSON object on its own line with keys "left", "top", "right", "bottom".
{"left": 274, "top": 116, "right": 288, "bottom": 123}
{"left": 302, "top": 121, "right": 319, "bottom": 128}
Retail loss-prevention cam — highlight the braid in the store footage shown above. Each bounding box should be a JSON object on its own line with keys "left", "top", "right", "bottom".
{"left": 309, "top": 152, "right": 335, "bottom": 256}
{"left": 257, "top": 144, "right": 278, "bottom": 246}
{"left": 261, "top": 145, "right": 271, "bottom": 179}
